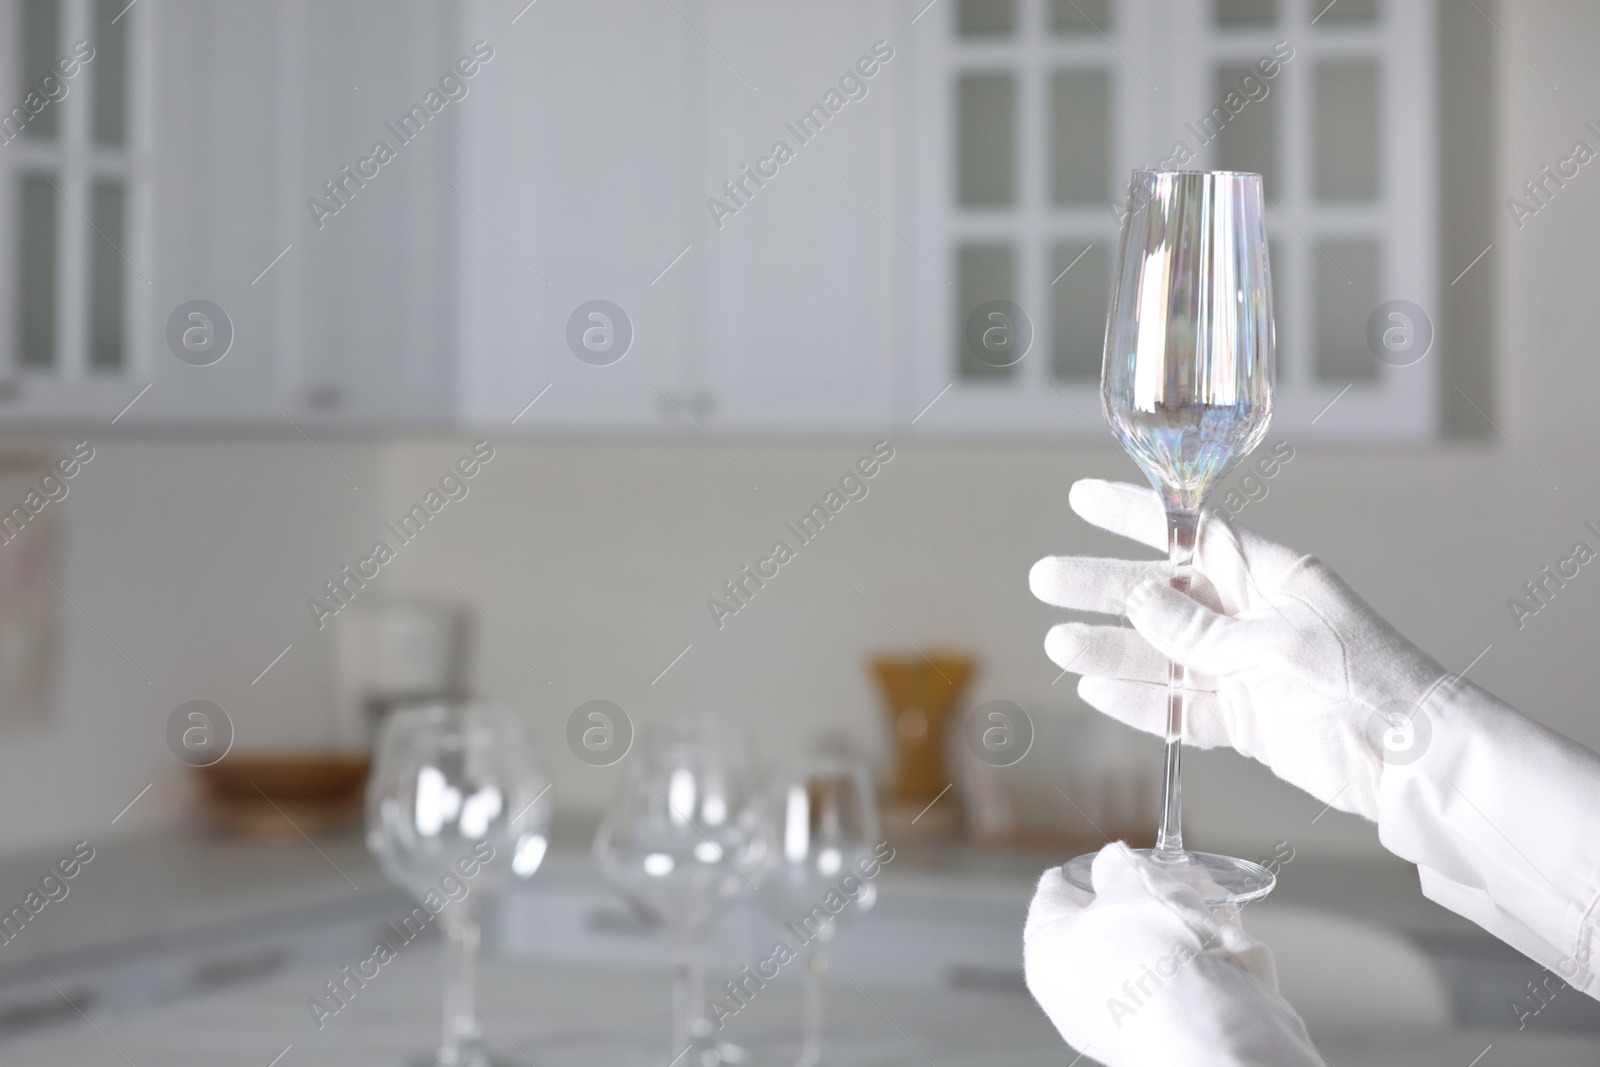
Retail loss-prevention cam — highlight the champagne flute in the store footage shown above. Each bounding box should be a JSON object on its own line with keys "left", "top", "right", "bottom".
{"left": 1063, "top": 169, "right": 1276, "bottom": 905}
{"left": 761, "top": 757, "right": 879, "bottom": 1067}
{"left": 367, "top": 700, "right": 552, "bottom": 1067}
{"left": 593, "top": 717, "right": 770, "bottom": 1067}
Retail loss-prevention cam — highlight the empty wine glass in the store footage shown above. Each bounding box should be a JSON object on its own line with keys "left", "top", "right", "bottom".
{"left": 593, "top": 717, "right": 769, "bottom": 1067}
{"left": 761, "top": 757, "right": 880, "bottom": 1067}
{"left": 1063, "top": 169, "right": 1277, "bottom": 905}
{"left": 368, "top": 700, "right": 552, "bottom": 1067}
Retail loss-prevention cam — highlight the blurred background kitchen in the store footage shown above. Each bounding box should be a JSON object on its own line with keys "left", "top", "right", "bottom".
{"left": 0, "top": 0, "right": 1596, "bottom": 1063}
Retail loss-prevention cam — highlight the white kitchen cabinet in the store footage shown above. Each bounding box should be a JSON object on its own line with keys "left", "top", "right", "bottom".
{"left": 452, "top": 0, "right": 695, "bottom": 434}
{"left": 454, "top": 0, "right": 905, "bottom": 437}
{"left": 682, "top": 2, "right": 901, "bottom": 434}
{"left": 459, "top": 0, "right": 1437, "bottom": 442}
{"left": 0, "top": 0, "right": 459, "bottom": 428}
{"left": 1, "top": 0, "right": 1437, "bottom": 441}
{"left": 904, "top": 0, "right": 1437, "bottom": 441}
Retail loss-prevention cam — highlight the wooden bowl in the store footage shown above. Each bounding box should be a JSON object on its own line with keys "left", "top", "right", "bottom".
{"left": 194, "top": 753, "right": 370, "bottom": 836}
{"left": 197, "top": 752, "right": 371, "bottom": 802}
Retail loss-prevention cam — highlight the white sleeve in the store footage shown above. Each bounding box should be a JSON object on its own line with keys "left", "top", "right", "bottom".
{"left": 1377, "top": 680, "right": 1600, "bottom": 997}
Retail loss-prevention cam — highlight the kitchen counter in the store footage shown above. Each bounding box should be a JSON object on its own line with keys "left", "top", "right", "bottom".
{"left": 4, "top": 951, "right": 1599, "bottom": 1067}
{"left": 0, "top": 828, "right": 395, "bottom": 972}
{"left": 0, "top": 822, "right": 1483, "bottom": 974}
{"left": 0, "top": 822, "right": 1590, "bottom": 1053}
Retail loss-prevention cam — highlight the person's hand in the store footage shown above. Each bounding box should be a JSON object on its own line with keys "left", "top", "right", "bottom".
{"left": 1030, "top": 479, "right": 1453, "bottom": 820}
{"left": 1024, "top": 843, "right": 1322, "bottom": 1066}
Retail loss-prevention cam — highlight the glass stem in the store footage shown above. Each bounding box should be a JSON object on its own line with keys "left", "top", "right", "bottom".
{"left": 440, "top": 904, "right": 488, "bottom": 1067}
{"left": 799, "top": 945, "right": 828, "bottom": 1067}
{"left": 672, "top": 939, "right": 710, "bottom": 1054}
{"left": 1154, "top": 508, "right": 1197, "bottom": 860}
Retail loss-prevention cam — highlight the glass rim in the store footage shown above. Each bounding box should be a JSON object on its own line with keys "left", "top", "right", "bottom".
{"left": 1129, "top": 168, "right": 1263, "bottom": 179}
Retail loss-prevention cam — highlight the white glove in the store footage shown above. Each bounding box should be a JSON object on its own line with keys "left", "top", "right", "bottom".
{"left": 1024, "top": 843, "right": 1323, "bottom": 1067}
{"left": 1029, "top": 478, "right": 1453, "bottom": 820}
{"left": 1031, "top": 479, "right": 1600, "bottom": 1000}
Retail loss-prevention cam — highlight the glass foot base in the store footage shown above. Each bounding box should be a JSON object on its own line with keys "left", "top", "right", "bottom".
{"left": 1062, "top": 848, "right": 1275, "bottom": 906}
{"left": 677, "top": 1037, "right": 749, "bottom": 1067}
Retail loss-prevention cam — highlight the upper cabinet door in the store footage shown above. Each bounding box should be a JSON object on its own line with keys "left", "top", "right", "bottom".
{"left": 0, "top": 0, "right": 461, "bottom": 428}
{"left": 904, "top": 0, "right": 1437, "bottom": 442}
{"left": 905, "top": 0, "right": 1162, "bottom": 439}
{"left": 685, "top": 1, "right": 901, "bottom": 435}
{"left": 0, "top": 0, "right": 1437, "bottom": 442}
{"left": 0, "top": 0, "right": 164, "bottom": 424}
{"left": 274, "top": 0, "right": 461, "bottom": 429}
{"left": 454, "top": 0, "right": 693, "bottom": 433}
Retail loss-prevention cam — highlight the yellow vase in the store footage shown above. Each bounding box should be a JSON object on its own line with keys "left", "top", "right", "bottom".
{"left": 871, "top": 653, "right": 974, "bottom": 804}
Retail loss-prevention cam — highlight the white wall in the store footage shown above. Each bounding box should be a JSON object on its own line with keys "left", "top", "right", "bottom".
{"left": 365, "top": 437, "right": 1570, "bottom": 862}
{"left": 7, "top": 432, "right": 1585, "bottom": 862}
{"left": 5, "top": 1, "right": 1600, "bottom": 866}
{"left": 0, "top": 440, "right": 387, "bottom": 849}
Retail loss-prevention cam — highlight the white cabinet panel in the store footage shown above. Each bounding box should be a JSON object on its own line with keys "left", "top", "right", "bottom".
{"left": 455, "top": 0, "right": 691, "bottom": 432}
{"left": 0, "top": 0, "right": 1439, "bottom": 442}
{"left": 689, "top": 2, "right": 901, "bottom": 433}
{"left": 1, "top": 0, "right": 460, "bottom": 428}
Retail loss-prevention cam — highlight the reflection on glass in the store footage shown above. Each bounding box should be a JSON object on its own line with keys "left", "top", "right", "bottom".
{"left": 22, "top": 0, "right": 61, "bottom": 140}
{"left": 1212, "top": 65, "right": 1279, "bottom": 195}
{"left": 93, "top": 0, "right": 129, "bottom": 145}
{"left": 89, "top": 181, "right": 125, "bottom": 371}
{"left": 1316, "top": 61, "right": 1379, "bottom": 202}
{"left": 1101, "top": 171, "right": 1275, "bottom": 510}
{"left": 367, "top": 701, "right": 552, "bottom": 1067}
{"left": 762, "top": 757, "right": 879, "bottom": 1067}
{"left": 1269, "top": 238, "right": 1285, "bottom": 383}
{"left": 1315, "top": 238, "right": 1379, "bottom": 381}
{"left": 1213, "top": 0, "right": 1275, "bottom": 26}
{"left": 1050, "top": 241, "right": 1109, "bottom": 379}
{"left": 1317, "top": 0, "right": 1378, "bottom": 25}
{"left": 957, "top": 243, "right": 1016, "bottom": 380}
{"left": 957, "top": 73, "right": 1015, "bottom": 207}
{"left": 957, "top": 0, "right": 1015, "bottom": 36}
{"left": 1050, "top": 69, "right": 1111, "bottom": 206}
{"left": 1050, "top": 0, "right": 1109, "bottom": 33}
{"left": 19, "top": 176, "right": 56, "bottom": 368}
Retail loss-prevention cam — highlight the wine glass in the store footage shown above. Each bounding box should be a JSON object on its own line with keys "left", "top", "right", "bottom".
{"left": 367, "top": 700, "right": 552, "bottom": 1067}
{"left": 761, "top": 756, "right": 880, "bottom": 1067}
{"left": 593, "top": 717, "right": 770, "bottom": 1067}
{"left": 1063, "top": 169, "right": 1276, "bottom": 906}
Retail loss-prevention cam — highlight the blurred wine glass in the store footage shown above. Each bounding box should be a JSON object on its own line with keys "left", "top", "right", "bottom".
{"left": 594, "top": 717, "right": 769, "bottom": 1067}
{"left": 761, "top": 757, "right": 880, "bottom": 1067}
{"left": 368, "top": 701, "right": 552, "bottom": 1067}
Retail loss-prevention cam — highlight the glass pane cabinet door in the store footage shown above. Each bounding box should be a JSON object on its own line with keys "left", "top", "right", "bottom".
{"left": 957, "top": 73, "right": 1019, "bottom": 207}
{"left": 1, "top": 0, "right": 139, "bottom": 421}
{"left": 1049, "top": 240, "right": 1109, "bottom": 381}
{"left": 911, "top": 0, "right": 1434, "bottom": 440}
{"left": 1050, "top": 69, "right": 1111, "bottom": 206}
{"left": 1315, "top": 60, "right": 1380, "bottom": 202}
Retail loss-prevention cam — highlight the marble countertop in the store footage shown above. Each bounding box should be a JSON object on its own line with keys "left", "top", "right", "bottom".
{"left": 4, "top": 951, "right": 1598, "bottom": 1067}
{"left": 0, "top": 821, "right": 1496, "bottom": 981}
{"left": 0, "top": 823, "right": 1584, "bottom": 1061}
{"left": 0, "top": 828, "right": 401, "bottom": 979}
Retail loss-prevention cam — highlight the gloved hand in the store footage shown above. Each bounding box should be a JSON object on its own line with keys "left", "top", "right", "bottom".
{"left": 1024, "top": 843, "right": 1323, "bottom": 1066}
{"left": 1030, "top": 478, "right": 1453, "bottom": 821}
